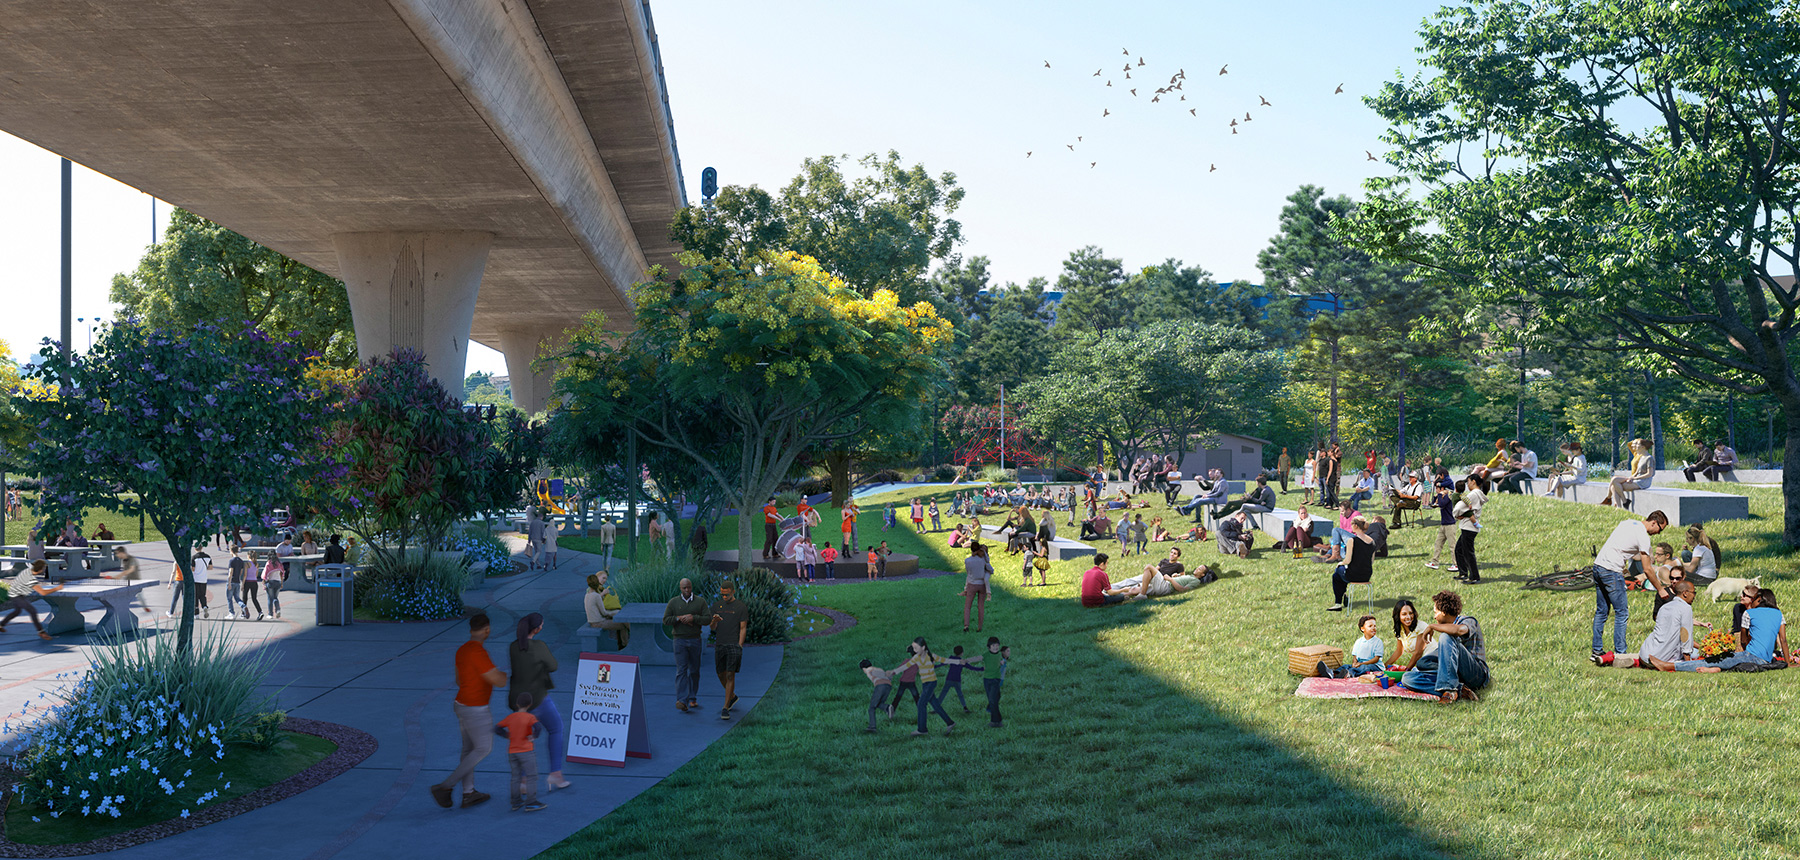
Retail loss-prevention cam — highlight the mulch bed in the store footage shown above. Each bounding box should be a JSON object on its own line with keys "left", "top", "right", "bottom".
{"left": 0, "top": 717, "right": 376, "bottom": 857}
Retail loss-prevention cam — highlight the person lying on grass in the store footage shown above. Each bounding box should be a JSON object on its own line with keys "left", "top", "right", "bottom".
{"left": 1399, "top": 590, "right": 1488, "bottom": 704}
{"left": 1653, "top": 587, "right": 1794, "bottom": 672}
{"left": 1108, "top": 547, "right": 1207, "bottom": 599}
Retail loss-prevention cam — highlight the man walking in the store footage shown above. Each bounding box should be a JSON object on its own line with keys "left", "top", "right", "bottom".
{"left": 1276, "top": 447, "right": 1291, "bottom": 494}
{"left": 762, "top": 498, "right": 780, "bottom": 561}
{"left": 1591, "top": 511, "right": 1668, "bottom": 659}
{"left": 711, "top": 580, "right": 749, "bottom": 720}
{"left": 664, "top": 577, "right": 709, "bottom": 713}
{"left": 429, "top": 614, "right": 507, "bottom": 809}
{"left": 600, "top": 516, "right": 617, "bottom": 570}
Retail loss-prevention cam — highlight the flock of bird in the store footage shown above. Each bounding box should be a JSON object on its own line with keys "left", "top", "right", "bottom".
{"left": 1030, "top": 49, "right": 1350, "bottom": 172}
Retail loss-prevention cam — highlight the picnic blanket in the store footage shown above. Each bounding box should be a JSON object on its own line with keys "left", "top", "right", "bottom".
{"left": 1294, "top": 676, "right": 1440, "bottom": 701}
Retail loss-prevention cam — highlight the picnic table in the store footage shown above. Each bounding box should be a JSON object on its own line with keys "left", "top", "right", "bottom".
{"left": 88, "top": 539, "right": 132, "bottom": 571}
{"left": 45, "top": 546, "right": 93, "bottom": 575}
{"left": 36, "top": 577, "right": 156, "bottom": 638}
{"left": 2, "top": 545, "right": 74, "bottom": 577}
{"left": 605, "top": 603, "right": 677, "bottom": 666}
{"left": 282, "top": 553, "right": 327, "bottom": 593}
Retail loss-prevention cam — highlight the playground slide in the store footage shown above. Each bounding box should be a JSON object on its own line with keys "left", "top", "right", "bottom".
{"left": 535, "top": 478, "right": 569, "bottom": 515}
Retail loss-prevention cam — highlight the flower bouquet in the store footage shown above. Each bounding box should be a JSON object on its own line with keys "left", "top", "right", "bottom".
{"left": 1697, "top": 629, "right": 1737, "bottom": 662}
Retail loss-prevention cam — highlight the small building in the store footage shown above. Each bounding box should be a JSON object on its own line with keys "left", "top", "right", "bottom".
{"left": 1178, "top": 433, "right": 1269, "bottom": 480}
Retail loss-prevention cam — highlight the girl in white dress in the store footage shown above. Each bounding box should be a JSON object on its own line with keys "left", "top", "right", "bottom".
{"left": 1301, "top": 455, "right": 1317, "bottom": 503}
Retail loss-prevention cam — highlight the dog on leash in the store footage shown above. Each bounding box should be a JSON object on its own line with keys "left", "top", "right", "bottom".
{"left": 1706, "top": 576, "right": 1760, "bottom": 602}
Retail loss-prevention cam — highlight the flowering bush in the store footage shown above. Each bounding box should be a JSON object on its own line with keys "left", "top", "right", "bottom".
{"left": 8, "top": 629, "right": 275, "bottom": 819}
{"left": 354, "top": 553, "right": 468, "bottom": 620}
{"left": 455, "top": 530, "right": 512, "bottom": 573}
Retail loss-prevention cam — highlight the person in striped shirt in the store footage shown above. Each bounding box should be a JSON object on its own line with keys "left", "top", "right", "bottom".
{"left": 891, "top": 637, "right": 956, "bottom": 736}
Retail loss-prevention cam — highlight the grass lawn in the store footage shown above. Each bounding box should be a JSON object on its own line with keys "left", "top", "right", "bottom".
{"left": 540, "top": 481, "right": 1800, "bottom": 859}
{"left": 3, "top": 494, "right": 170, "bottom": 546}
{"left": 4, "top": 731, "right": 336, "bottom": 845}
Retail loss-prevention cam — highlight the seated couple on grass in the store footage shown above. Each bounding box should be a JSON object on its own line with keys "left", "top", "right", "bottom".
{"left": 1100, "top": 547, "right": 1215, "bottom": 601}
{"left": 1600, "top": 584, "right": 1792, "bottom": 672}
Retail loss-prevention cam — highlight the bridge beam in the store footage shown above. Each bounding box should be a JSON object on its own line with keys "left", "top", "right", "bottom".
{"left": 334, "top": 231, "right": 493, "bottom": 396}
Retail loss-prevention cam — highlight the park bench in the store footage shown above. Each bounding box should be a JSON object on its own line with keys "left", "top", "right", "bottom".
{"left": 978, "top": 525, "right": 1096, "bottom": 561}
{"left": 575, "top": 602, "right": 677, "bottom": 665}
{"left": 1257, "top": 508, "right": 1334, "bottom": 546}
{"left": 1562, "top": 482, "right": 1747, "bottom": 526}
{"left": 28, "top": 577, "right": 156, "bottom": 638}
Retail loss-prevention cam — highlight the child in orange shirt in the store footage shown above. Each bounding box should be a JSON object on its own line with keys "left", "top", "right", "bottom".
{"left": 494, "top": 691, "right": 546, "bottom": 811}
{"left": 866, "top": 546, "right": 879, "bottom": 581}
{"left": 820, "top": 542, "right": 839, "bottom": 580}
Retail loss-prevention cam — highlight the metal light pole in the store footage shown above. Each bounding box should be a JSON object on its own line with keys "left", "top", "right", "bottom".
{"left": 60, "top": 159, "right": 71, "bottom": 389}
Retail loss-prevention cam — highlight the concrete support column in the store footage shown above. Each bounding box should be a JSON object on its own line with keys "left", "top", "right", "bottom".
{"left": 333, "top": 231, "right": 493, "bottom": 395}
{"left": 499, "top": 326, "right": 568, "bottom": 414}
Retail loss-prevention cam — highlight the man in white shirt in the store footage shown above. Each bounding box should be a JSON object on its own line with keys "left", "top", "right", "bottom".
{"left": 1595, "top": 580, "right": 1697, "bottom": 667}
{"left": 1497, "top": 442, "right": 1539, "bottom": 494}
{"left": 1590, "top": 510, "right": 1668, "bottom": 657}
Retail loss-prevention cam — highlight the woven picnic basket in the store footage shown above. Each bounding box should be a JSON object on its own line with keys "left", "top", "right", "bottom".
{"left": 1287, "top": 644, "right": 1345, "bottom": 676}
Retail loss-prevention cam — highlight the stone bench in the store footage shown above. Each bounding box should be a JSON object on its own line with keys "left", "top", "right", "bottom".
{"left": 28, "top": 578, "right": 156, "bottom": 638}
{"left": 978, "top": 525, "right": 1096, "bottom": 561}
{"left": 1257, "top": 509, "right": 1335, "bottom": 545}
{"left": 1564, "top": 482, "right": 1748, "bottom": 526}
{"left": 575, "top": 623, "right": 628, "bottom": 655}
{"left": 1654, "top": 468, "right": 1781, "bottom": 484}
{"left": 608, "top": 602, "right": 676, "bottom": 665}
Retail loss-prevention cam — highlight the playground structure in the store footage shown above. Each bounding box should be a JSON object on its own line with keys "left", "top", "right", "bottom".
{"left": 950, "top": 388, "right": 1078, "bottom": 479}
{"left": 535, "top": 477, "right": 570, "bottom": 514}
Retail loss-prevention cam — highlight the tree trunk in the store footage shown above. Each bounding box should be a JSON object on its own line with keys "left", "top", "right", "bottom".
{"left": 1329, "top": 333, "right": 1340, "bottom": 445}
{"left": 826, "top": 449, "right": 853, "bottom": 507}
{"left": 735, "top": 500, "right": 755, "bottom": 571}
{"left": 1396, "top": 387, "right": 1408, "bottom": 467}
{"left": 1645, "top": 369, "right": 1665, "bottom": 470}
{"left": 1782, "top": 389, "right": 1800, "bottom": 547}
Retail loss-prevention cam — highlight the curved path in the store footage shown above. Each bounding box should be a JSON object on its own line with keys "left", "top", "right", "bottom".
{"left": 0, "top": 540, "right": 779, "bottom": 860}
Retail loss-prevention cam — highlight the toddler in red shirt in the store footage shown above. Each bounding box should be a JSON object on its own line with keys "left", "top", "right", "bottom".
{"left": 820, "top": 543, "right": 839, "bottom": 579}
{"left": 494, "top": 691, "right": 545, "bottom": 811}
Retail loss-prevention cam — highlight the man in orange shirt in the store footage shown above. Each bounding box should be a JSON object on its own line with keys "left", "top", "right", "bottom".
{"left": 762, "top": 497, "right": 780, "bottom": 560}
{"left": 429, "top": 614, "right": 507, "bottom": 809}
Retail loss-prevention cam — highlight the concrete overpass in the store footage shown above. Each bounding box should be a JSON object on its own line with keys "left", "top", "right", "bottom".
{"left": 0, "top": 0, "right": 687, "bottom": 410}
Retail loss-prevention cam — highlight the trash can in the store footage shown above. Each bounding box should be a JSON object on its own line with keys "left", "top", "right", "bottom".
{"left": 315, "top": 564, "right": 353, "bottom": 626}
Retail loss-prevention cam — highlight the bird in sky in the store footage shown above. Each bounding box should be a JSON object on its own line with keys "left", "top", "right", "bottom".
{"left": 1044, "top": 61, "right": 1051, "bottom": 68}
{"left": 1090, "top": 161, "right": 1097, "bottom": 168}
{"left": 1131, "top": 88, "right": 1137, "bottom": 96}
{"left": 1103, "top": 108, "right": 1110, "bottom": 117}
{"left": 1366, "top": 151, "right": 1377, "bottom": 160}
{"left": 1123, "top": 64, "right": 1131, "bottom": 72}
{"left": 1180, "top": 94, "right": 1186, "bottom": 101}
{"left": 1259, "top": 95, "right": 1271, "bottom": 106}
{"left": 1151, "top": 95, "right": 1160, "bottom": 103}
{"left": 1078, "top": 136, "right": 1083, "bottom": 141}
{"left": 1230, "top": 118, "right": 1238, "bottom": 127}
{"left": 1106, "top": 80, "right": 1112, "bottom": 86}
{"left": 1179, "top": 68, "right": 1186, "bottom": 78}
{"left": 1094, "top": 69, "right": 1102, "bottom": 76}
{"left": 1137, "top": 57, "right": 1145, "bottom": 66}
{"left": 1125, "top": 71, "right": 1131, "bottom": 79}
{"left": 1219, "top": 65, "right": 1228, "bottom": 75}
{"left": 1245, "top": 111, "right": 1252, "bottom": 121}
{"left": 1231, "top": 127, "right": 1238, "bottom": 134}
{"left": 1027, "top": 151, "right": 1032, "bottom": 157}
{"left": 1335, "top": 83, "right": 1345, "bottom": 94}
{"left": 1123, "top": 48, "right": 1130, "bottom": 55}
{"left": 1209, "top": 164, "right": 1217, "bottom": 172}
{"left": 1067, "top": 144, "right": 1075, "bottom": 150}
{"left": 1189, "top": 108, "right": 1196, "bottom": 115}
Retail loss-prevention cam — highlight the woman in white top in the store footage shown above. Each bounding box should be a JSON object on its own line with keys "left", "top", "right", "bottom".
{"left": 1301, "top": 455, "right": 1317, "bottom": 504}
{"left": 582, "top": 572, "right": 628, "bottom": 647}
{"left": 961, "top": 543, "right": 995, "bottom": 633}
{"left": 1544, "top": 441, "right": 1589, "bottom": 499}
{"left": 1606, "top": 438, "right": 1654, "bottom": 508}
{"left": 1678, "top": 525, "right": 1720, "bottom": 582}
{"left": 1454, "top": 473, "right": 1487, "bottom": 584}
{"left": 1282, "top": 504, "right": 1317, "bottom": 552}
{"left": 1391, "top": 599, "right": 1437, "bottom": 670}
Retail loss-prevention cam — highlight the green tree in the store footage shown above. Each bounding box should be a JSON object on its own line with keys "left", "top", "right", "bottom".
{"left": 1259, "top": 185, "right": 1413, "bottom": 446}
{"left": 110, "top": 209, "right": 357, "bottom": 366}
{"left": 17, "top": 321, "right": 329, "bottom": 651}
{"left": 668, "top": 151, "right": 963, "bottom": 305}
{"left": 554, "top": 252, "right": 954, "bottom": 568}
{"left": 1051, "top": 246, "right": 1132, "bottom": 335}
{"left": 1350, "top": 0, "right": 1800, "bottom": 541}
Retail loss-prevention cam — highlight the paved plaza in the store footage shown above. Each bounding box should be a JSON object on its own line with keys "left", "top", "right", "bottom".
{"left": 0, "top": 539, "right": 778, "bottom": 858}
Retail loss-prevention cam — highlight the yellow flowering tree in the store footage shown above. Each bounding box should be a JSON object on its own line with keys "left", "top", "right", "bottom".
{"left": 558, "top": 250, "right": 954, "bottom": 568}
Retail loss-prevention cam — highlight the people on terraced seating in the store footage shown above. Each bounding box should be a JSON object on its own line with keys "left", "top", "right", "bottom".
{"left": 1281, "top": 504, "right": 1318, "bottom": 552}
{"left": 1494, "top": 441, "right": 1539, "bottom": 494}
{"left": 1605, "top": 438, "right": 1655, "bottom": 508}
{"left": 1177, "top": 470, "right": 1230, "bottom": 522}
{"left": 1543, "top": 442, "right": 1589, "bottom": 499}
{"left": 1219, "top": 476, "right": 1277, "bottom": 522}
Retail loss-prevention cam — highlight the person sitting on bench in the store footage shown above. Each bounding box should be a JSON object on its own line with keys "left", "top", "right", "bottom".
{"left": 1680, "top": 438, "right": 1715, "bottom": 482}
{"left": 1696, "top": 440, "right": 1736, "bottom": 481}
{"left": 1605, "top": 438, "right": 1654, "bottom": 508}
{"left": 1494, "top": 440, "right": 1539, "bottom": 494}
{"left": 1544, "top": 442, "right": 1589, "bottom": 499}
{"left": 1218, "top": 476, "right": 1277, "bottom": 522}
{"left": 1176, "top": 470, "right": 1231, "bottom": 522}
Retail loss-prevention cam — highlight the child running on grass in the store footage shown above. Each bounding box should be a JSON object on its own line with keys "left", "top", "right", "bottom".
{"left": 883, "top": 503, "right": 897, "bottom": 531}
{"left": 494, "top": 691, "right": 546, "bottom": 812}
{"left": 892, "top": 637, "right": 956, "bottom": 736}
{"left": 861, "top": 659, "right": 892, "bottom": 732}
{"left": 935, "top": 645, "right": 983, "bottom": 713}
{"left": 888, "top": 647, "right": 921, "bottom": 717}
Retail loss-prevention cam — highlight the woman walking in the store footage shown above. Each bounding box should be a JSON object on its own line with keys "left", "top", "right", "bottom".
{"left": 962, "top": 544, "right": 994, "bottom": 632}
{"left": 242, "top": 551, "right": 266, "bottom": 620}
{"left": 511, "top": 612, "right": 572, "bottom": 793}
{"left": 262, "top": 551, "right": 285, "bottom": 619}
{"left": 892, "top": 638, "right": 956, "bottom": 737}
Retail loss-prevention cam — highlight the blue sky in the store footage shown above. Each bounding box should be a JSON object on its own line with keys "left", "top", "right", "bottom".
{"left": 0, "top": 0, "right": 1446, "bottom": 376}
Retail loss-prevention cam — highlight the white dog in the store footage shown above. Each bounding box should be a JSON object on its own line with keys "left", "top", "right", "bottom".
{"left": 1706, "top": 576, "right": 1760, "bottom": 602}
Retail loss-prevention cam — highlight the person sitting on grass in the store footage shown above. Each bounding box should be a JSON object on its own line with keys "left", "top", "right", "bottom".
{"left": 1216, "top": 509, "right": 1254, "bottom": 559}
{"left": 1594, "top": 580, "right": 1699, "bottom": 668}
{"left": 1150, "top": 517, "right": 1173, "bottom": 542}
{"left": 1400, "top": 590, "right": 1489, "bottom": 703}
{"left": 948, "top": 524, "right": 971, "bottom": 548}
{"left": 1676, "top": 525, "right": 1721, "bottom": 584}
{"left": 1391, "top": 599, "right": 1436, "bottom": 672}
{"left": 1079, "top": 553, "right": 1122, "bottom": 607}
{"left": 1080, "top": 512, "right": 1113, "bottom": 541}
{"left": 1655, "top": 588, "right": 1793, "bottom": 672}
{"left": 1320, "top": 614, "right": 1386, "bottom": 678}
{"left": 1281, "top": 504, "right": 1318, "bottom": 553}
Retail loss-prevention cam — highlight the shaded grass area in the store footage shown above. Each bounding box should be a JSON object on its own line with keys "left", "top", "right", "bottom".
{"left": 4, "top": 732, "right": 335, "bottom": 845}
{"left": 3, "top": 496, "right": 169, "bottom": 546}
{"left": 544, "top": 484, "right": 1800, "bottom": 859}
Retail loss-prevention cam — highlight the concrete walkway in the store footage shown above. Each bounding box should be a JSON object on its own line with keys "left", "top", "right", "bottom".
{"left": 0, "top": 540, "right": 780, "bottom": 858}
